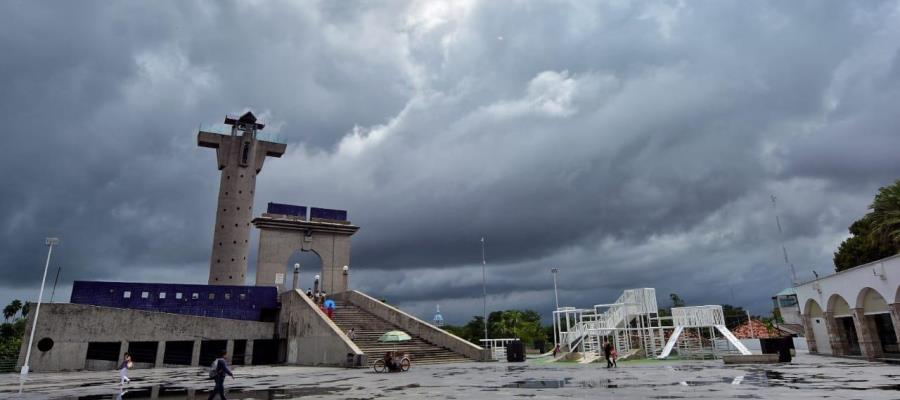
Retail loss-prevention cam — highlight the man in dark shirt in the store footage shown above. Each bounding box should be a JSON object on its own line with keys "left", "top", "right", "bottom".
{"left": 603, "top": 339, "right": 613, "bottom": 368}
{"left": 209, "top": 350, "right": 234, "bottom": 400}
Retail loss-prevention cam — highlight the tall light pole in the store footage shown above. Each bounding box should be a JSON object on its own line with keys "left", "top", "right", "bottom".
{"left": 551, "top": 268, "right": 559, "bottom": 349}
{"left": 481, "top": 237, "right": 487, "bottom": 343}
{"left": 551, "top": 268, "right": 560, "bottom": 310}
{"left": 21, "top": 237, "right": 59, "bottom": 376}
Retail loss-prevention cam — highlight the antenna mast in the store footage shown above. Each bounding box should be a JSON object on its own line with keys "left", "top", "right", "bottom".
{"left": 771, "top": 195, "right": 798, "bottom": 286}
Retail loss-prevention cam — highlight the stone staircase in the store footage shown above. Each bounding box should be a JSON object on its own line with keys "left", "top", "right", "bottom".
{"left": 331, "top": 301, "right": 472, "bottom": 365}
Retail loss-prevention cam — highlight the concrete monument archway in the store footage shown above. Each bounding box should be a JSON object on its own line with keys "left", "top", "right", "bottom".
{"left": 252, "top": 204, "right": 358, "bottom": 294}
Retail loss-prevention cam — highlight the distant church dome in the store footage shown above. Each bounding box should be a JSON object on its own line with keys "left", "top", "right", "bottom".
{"left": 433, "top": 305, "right": 444, "bottom": 327}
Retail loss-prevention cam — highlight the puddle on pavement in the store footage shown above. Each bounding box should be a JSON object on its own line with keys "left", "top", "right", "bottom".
{"left": 68, "top": 384, "right": 350, "bottom": 399}
{"left": 502, "top": 378, "right": 570, "bottom": 389}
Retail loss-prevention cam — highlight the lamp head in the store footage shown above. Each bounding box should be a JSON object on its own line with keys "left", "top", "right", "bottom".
{"left": 294, "top": 263, "right": 300, "bottom": 271}
{"left": 342, "top": 265, "right": 349, "bottom": 275}
{"left": 46, "top": 237, "right": 59, "bottom": 246}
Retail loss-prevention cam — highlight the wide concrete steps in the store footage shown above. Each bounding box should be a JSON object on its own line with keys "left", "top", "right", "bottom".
{"left": 330, "top": 301, "right": 472, "bottom": 365}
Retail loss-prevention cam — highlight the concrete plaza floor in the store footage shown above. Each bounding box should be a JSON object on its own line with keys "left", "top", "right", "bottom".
{"left": 1, "top": 354, "right": 898, "bottom": 399}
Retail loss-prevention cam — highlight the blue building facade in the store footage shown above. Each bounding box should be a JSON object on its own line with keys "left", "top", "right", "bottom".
{"left": 70, "top": 281, "right": 279, "bottom": 321}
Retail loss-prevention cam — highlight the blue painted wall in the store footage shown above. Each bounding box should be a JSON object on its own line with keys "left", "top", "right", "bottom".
{"left": 266, "top": 202, "right": 307, "bottom": 218}
{"left": 310, "top": 207, "right": 348, "bottom": 221}
{"left": 70, "top": 281, "right": 278, "bottom": 321}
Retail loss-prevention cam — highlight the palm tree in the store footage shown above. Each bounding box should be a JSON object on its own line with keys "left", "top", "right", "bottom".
{"left": 3, "top": 299, "right": 22, "bottom": 321}
{"left": 870, "top": 180, "right": 900, "bottom": 246}
{"left": 2, "top": 305, "right": 14, "bottom": 322}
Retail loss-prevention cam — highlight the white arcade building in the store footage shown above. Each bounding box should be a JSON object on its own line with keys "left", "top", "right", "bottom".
{"left": 795, "top": 254, "right": 900, "bottom": 361}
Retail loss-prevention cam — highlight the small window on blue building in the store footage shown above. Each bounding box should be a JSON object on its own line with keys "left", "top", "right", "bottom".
{"left": 123, "top": 291, "right": 131, "bottom": 299}
{"left": 208, "top": 293, "right": 215, "bottom": 300}
{"left": 239, "top": 293, "right": 246, "bottom": 301}
{"left": 175, "top": 292, "right": 183, "bottom": 300}
{"left": 141, "top": 291, "right": 149, "bottom": 299}
{"left": 192, "top": 293, "right": 199, "bottom": 300}
{"left": 224, "top": 293, "right": 231, "bottom": 300}
{"left": 159, "top": 292, "right": 166, "bottom": 299}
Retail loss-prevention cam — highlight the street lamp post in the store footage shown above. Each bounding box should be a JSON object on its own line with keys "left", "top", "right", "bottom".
{"left": 481, "top": 237, "right": 487, "bottom": 343}
{"left": 21, "top": 237, "right": 59, "bottom": 376}
{"left": 342, "top": 265, "right": 349, "bottom": 293}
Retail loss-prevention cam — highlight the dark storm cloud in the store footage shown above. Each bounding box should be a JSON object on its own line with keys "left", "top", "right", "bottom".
{"left": 2, "top": 0, "right": 899, "bottom": 323}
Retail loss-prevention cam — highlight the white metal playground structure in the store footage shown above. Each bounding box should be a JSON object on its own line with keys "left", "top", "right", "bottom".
{"left": 553, "top": 288, "right": 751, "bottom": 363}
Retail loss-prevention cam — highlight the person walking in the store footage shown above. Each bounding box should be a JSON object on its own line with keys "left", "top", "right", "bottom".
{"left": 208, "top": 350, "right": 234, "bottom": 400}
{"left": 347, "top": 328, "right": 356, "bottom": 340}
{"left": 611, "top": 347, "right": 618, "bottom": 368}
{"left": 324, "top": 298, "right": 336, "bottom": 319}
{"left": 603, "top": 339, "right": 613, "bottom": 368}
{"left": 118, "top": 352, "right": 133, "bottom": 385}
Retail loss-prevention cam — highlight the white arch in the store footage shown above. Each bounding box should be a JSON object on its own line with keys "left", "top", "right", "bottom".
{"left": 856, "top": 287, "right": 889, "bottom": 314}
{"left": 827, "top": 294, "right": 851, "bottom": 317}
{"left": 804, "top": 298, "right": 823, "bottom": 317}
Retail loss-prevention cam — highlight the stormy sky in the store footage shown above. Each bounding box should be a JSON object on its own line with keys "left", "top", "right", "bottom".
{"left": 2, "top": 0, "right": 899, "bottom": 324}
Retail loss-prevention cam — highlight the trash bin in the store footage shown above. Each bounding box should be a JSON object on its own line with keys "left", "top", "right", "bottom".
{"left": 759, "top": 337, "right": 792, "bottom": 363}
{"left": 777, "top": 337, "right": 792, "bottom": 362}
{"left": 506, "top": 340, "right": 526, "bottom": 362}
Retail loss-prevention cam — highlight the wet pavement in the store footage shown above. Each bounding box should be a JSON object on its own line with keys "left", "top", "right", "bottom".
{"left": 0, "top": 354, "right": 898, "bottom": 399}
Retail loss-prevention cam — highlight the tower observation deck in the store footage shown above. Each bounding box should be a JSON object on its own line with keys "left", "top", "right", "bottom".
{"left": 198, "top": 111, "right": 286, "bottom": 285}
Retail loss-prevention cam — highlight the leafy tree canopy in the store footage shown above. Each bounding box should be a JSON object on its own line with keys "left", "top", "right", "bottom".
{"left": 833, "top": 180, "right": 900, "bottom": 271}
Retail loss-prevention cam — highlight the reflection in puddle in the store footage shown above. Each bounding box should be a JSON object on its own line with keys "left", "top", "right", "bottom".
{"left": 502, "top": 378, "right": 570, "bottom": 389}
{"left": 70, "top": 384, "right": 350, "bottom": 400}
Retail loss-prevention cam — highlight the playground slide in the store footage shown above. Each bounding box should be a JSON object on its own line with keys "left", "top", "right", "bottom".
{"left": 714, "top": 325, "right": 752, "bottom": 355}
{"left": 656, "top": 326, "right": 684, "bottom": 359}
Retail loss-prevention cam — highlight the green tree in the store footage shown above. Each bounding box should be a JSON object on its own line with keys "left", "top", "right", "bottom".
{"left": 834, "top": 180, "right": 900, "bottom": 271}
{"left": 2, "top": 306, "right": 15, "bottom": 322}
{"left": 3, "top": 300, "right": 22, "bottom": 322}
{"left": 870, "top": 181, "right": 900, "bottom": 245}
{"left": 21, "top": 303, "right": 29, "bottom": 318}
{"left": 669, "top": 293, "right": 685, "bottom": 308}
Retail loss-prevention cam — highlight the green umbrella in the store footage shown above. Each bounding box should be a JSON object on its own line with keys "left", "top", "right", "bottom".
{"left": 378, "top": 330, "right": 412, "bottom": 342}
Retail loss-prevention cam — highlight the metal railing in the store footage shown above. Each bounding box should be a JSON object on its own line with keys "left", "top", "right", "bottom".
{"left": 479, "top": 338, "right": 519, "bottom": 361}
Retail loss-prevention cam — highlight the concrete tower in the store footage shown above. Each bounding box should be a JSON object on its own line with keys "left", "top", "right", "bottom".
{"left": 198, "top": 112, "right": 286, "bottom": 285}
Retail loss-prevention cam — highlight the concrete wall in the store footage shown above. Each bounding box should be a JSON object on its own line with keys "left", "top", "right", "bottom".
{"left": 16, "top": 303, "right": 273, "bottom": 372}
{"left": 334, "top": 290, "right": 489, "bottom": 361}
{"left": 277, "top": 290, "right": 364, "bottom": 367}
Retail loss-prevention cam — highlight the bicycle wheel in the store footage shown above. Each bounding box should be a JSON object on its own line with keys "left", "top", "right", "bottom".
{"left": 400, "top": 357, "right": 411, "bottom": 372}
{"left": 373, "top": 359, "right": 386, "bottom": 373}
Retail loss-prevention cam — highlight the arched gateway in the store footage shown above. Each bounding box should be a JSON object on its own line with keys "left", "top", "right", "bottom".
{"left": 253, "top": 203, "right": 359, "bottom": 294}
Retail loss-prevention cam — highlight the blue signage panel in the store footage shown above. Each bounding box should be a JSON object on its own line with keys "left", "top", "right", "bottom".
{"left": 267, "top": 202, "right": 307, "bottom": 218}
{"left": 310, "top": 207, "right": 348, "bottom": 221}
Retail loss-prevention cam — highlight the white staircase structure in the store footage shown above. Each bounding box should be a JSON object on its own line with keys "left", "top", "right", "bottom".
{"left": 555, "top": 288, "right": 667, "bottom": 362}
{"left": 554, "top": 289, "right": 750, "bottom": 362}
{"left": 656, "top": 305, "right": 751, "bottom": 359}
